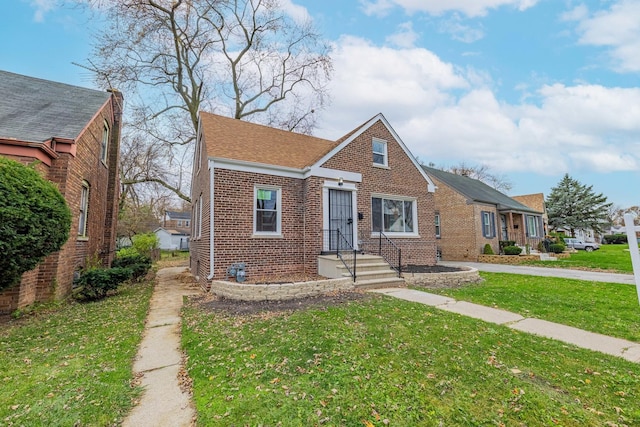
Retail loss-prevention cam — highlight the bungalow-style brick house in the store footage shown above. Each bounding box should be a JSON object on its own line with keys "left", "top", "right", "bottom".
{"left": 162, "top": 210, "right": 191, "bottom": 234}
{"left": 0, "top": 70, "right": 123, "bottom": 314}
{"left": 423, "top": 166, "right": 544, "bottom": 261}
{"left": 190, "top": 112, "right": 437, "bottom": 288}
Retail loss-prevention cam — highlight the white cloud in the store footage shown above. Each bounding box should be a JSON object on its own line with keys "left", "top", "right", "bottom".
{"left": 385, "top": 21, "right": 419, "bottom": 48}
{"left": 438, "top": 14, "right": 485, "bottom": 42}
{"left": 29, "top": 0, "right": 57, "bottom": 22}
{"left": 570, "top": 0, "right": 640, "bottom": 72}
{"left": 360, "top": 0, "right": 538, "bottom": 18}
{"left": 280, "top": 0, "right": 312, "bottom": 24}
{"left": 316, "top": 37, "right": 640, "bottom": 177}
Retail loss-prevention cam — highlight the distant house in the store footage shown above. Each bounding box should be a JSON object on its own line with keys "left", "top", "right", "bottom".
{"left": 155, "top": 227, "right": 190, "bottom": 251}
{"left": 162, "top": 210, "right": 191, "bottom": 235}
{"left": 190, "top": 112, "right": 437, "bottom": 289}
{"left": 423, "top": 167, "right": 544, "bottom": 261}
{"left": 0, "top": 70, "right": 123, "bottom": 314}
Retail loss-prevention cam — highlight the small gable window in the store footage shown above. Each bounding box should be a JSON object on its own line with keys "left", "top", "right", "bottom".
{"left": 481, "top": 211, "right": 496, "bottom": 238}
{"left": 372, "top": 138, "right": 387, "bottom": 167}
{"left": 100, "top": 120, "right": 109, "bottom": 163}
{"left": 254, "top": 186, "right": 281, "bottom": 235}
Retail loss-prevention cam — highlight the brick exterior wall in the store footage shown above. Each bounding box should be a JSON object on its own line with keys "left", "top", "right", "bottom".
{"left": 0, "top": 92, "right": 122, "bottom": 314}
{"left": 430, "top": 175, "right": 499, "bottom": 261}
{"left": 190, "top": 117, "right": 437, "bottom": 290}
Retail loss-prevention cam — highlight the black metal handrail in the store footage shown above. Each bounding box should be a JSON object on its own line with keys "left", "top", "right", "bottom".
{"left": 378, "top": 231, "right": 402, "bottom": 277}
{"left": 322, "top": 229, "right": 357, "bottom": 282}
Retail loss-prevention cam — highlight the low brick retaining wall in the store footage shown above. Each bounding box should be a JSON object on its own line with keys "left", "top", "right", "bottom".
{"left": 210, "top": 277, "right": 354, "bottom": 301}
{"left": 405, "top": 267, "right": 482, "bottom": 287}
{"left": 478, "top": 253, "right": 570, "bottom": 264}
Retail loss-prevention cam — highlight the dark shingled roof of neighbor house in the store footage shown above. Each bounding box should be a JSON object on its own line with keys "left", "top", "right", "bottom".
{"left": 0, "top": 69, "right": 110, "bottom": 143}
{"left": 423, "top": 166, "right": 542, "bottom": 214}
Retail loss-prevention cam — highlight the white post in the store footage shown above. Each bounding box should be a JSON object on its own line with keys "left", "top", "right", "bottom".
{"left": 623, "top": 213, "right": 640, "bottom": 305}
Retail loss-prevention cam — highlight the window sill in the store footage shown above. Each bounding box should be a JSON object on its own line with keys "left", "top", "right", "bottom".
{"left": 77, "top": 236, "right": 89, "bottom": 242}
{"left": 251, "top": 233, "right": 283, "bottom": 239}
{"left": 372, "top": 163, "right": 390, "bottom": 169}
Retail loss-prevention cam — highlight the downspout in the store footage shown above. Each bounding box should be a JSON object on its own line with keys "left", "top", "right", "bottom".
{"left": 207, "top": 159, "right": 215, "bottom": 280}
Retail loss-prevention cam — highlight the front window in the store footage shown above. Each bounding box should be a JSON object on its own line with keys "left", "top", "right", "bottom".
{"left": 526, "top": 215, "right": 539, "bottom": 237}
{"left": 100, "top": 120, "right": 109, "bottom": 163}
{"left": 254, "top": 186, "right": 281, "bottom": 235}
{"left": 372, "top": 196, "right": 416, "bottom": 234}
{"left": 435, "top": 213, "right": 441, "bottom": 238}
{"left": 482, "top": 211, "right": 495, "bottom": 238}
{"left": 78, "top": 181, "right": 90, "bottom": 237}
{"left": 372, "top": 138, "right": 387, "bottom": 166}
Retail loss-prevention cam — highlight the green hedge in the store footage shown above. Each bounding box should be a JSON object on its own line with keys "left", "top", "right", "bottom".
{"left": 503, "top": 245, "right": 522, "bottom": 255}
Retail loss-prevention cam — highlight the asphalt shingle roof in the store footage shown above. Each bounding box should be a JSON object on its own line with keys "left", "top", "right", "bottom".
{"left": 200, "top": 112, "right": 340, "bottom": 169}
{"left": 423, "top": 166, "right": 541, "bottom": 214}
{"left": 0, "top": 70, "right": 110, "bottom": 143}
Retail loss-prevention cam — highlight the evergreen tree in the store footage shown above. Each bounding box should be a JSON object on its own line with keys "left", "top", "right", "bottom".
{"left": 546, "top": 174, "right": 612, "bottom": 236}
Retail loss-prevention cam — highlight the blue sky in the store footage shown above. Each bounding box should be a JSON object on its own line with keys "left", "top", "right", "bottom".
{"left": 2, "top": 0, "right": 640, "bottom": 208}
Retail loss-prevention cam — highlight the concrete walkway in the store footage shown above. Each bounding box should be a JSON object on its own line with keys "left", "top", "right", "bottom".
{"left": 439, "top": 260, "right": 635, "bottom": 284}
{"left": 123, "top": 266, "right": 200, "bottom": 427}
{"left": 371, "top": 288, "right": 640, "bottom": 363}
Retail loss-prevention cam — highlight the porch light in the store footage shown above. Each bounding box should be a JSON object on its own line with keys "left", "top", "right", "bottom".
{"left": 338, "top": 177, "right": 344, "bottom": 186}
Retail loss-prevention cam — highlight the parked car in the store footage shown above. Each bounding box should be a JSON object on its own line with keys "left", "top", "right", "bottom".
{"left": 564, "top": 238, "right": 600, "bottom": 252}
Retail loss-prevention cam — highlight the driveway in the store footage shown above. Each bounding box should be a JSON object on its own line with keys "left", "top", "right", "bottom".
{"left": 438, "top": 261, "right": 636, "bottom": 285}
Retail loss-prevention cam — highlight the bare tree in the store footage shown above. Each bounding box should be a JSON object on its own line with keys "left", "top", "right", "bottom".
{"left": 430, "top": 161, "right": 513, "bottom": 193}
{"left": 77, "top": 0, "right": 332, "bottom": 202}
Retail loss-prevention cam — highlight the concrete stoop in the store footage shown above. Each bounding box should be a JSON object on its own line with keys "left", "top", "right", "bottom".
{"left": 318, "top": 253, "right": 405, "bottom": 290}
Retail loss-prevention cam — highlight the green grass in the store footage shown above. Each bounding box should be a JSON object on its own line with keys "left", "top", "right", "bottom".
{"left": 424, "top": 272, "right": 640, "bottom": 343}
{"left": 160, "top": 249, "right": 190, "bottom": 261}
{"left": 0, "top": 280, "right": 153, "bottom": 426}
{"left": 524, "top": 244, "right": 636, "bottom": 273}
{"left": 182, "top": 295, "right": 640, "bottom": 426}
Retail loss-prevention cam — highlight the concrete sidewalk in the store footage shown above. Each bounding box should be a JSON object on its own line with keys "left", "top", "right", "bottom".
{"left": 439, "top": 261, "right": 635, "bottom": 285}
{"left": 371, "top": 288, "right": 640, "bottom": 364}
{"left": 123, "top": 266, "right": 200, "bottom": 427}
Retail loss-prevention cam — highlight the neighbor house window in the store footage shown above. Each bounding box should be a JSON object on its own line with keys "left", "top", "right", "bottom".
{"left": 198, "top": 196, "right": 203, "bottom": 239}
{"left": 254, "top": 186, "right": 281, "bottom": 235}
{"left": 100, "top": 120, "right": 109, "bottom": 163}
{"left": 185, "top": 220, "right": 190, "bottom": 227}
{"left": 481, "top": 211, "right": 496, "bottom": 238}
{"left": 371, "top": 196, "right": 416, "bottom": 234}
{"left": 435, "top": 213, "right": 441, "bottom": 238}
{"left": 372, "top": 138, "right": 388, "bottom": 166}
{"left": 177, "top": 220, "right": 183, "bottom": 227}
{"left": 78, "top": 181, "right": 90, "bottom": 237}
{"left": 526, "top": 215, "right": 539, "bottom": 237}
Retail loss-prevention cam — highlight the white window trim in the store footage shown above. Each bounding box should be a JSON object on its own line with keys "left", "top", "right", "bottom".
{"left": 370, "top": 193, "right": 419, "bottom": 238}
{"left": 372, "top": 137, "right": 388, "bottom": 168}
{"left": 253, "top": 185, "right": 282, "bottom": 237}
{"left": 198, "top": 196, "right": 203, "bottom": 239}
{"left": 78, "top": 181, "right": 90, "bottom": 239}
{"left": 100, "top": 120, "right": 109, "bottom": 164}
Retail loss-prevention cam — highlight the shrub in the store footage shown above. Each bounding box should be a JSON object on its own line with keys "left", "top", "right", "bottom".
{"left": 503, "top": 245, "right": 522, "bottom": 255}
{"left": 549, "top": 243, "right": 566, "bottom": 254}
{"left": 499, "top": 241, "right": 516, "bottom": 253}
{"left": 132, "top": 233, "right": 159, "bottom": 259}
{"left": 112, "top": 253, "right": 152, "bottom": 281}
{"left": 0, "top": 158, "right": 71, "bottom": 290}
{"left": 74, "top": 267, "right": 132, "bottom": 301}
{"left": 483, "top": 244, "right": 494, "bottom": 255}
{"left": 602, "top": 234, "right": 627, "bottom": 244}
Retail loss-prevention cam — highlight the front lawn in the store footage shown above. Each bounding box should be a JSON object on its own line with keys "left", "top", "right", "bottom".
{"left": 524, "top": 243, "right": 635, "bottom": 273}
{"left": 183, "top": 294, "right": 640, "bottom": 426}
{"left": 0, "top": 280, "right": 153, "bottom": 426}
{"left": 425, "top": 272, "right": 640, "bottom": 342}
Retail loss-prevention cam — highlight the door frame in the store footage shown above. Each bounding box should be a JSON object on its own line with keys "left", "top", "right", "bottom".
{"left": 322, "top": 180, "right": 358, "bottom": 251}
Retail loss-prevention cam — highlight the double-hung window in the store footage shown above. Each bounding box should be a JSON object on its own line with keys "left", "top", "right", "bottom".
{"left": 372, "top": 138, "right": 388, "bottom": 167}
{"left": 78, "top": 181, "right": 90, "bottom": 237}
{"left": 254, "top": 186, "right": 281, "bottom": 235}
{"left": 481, "top": 211, "right": 496, "bottom": 238}
{"left": 526, "top": 215, "right": 539, "bottom": 237}
{"left": 435, "top": 213, "right": 441, "bottom": 238}
{"left": 371, "top": 196, "right": 416, "bottom": 235}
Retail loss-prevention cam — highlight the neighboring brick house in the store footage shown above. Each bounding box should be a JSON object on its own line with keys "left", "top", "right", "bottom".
{"left": 0, "top": 70, "right": 123, "bottom": 314}
{"left": 423, "top": 167, "right": 544, "bottom": 261}
{"left": 162, "top": 210, "right": 191, "bottom": 234}
{"left": 190, "top": 112, "right": 437, "bottom": 288}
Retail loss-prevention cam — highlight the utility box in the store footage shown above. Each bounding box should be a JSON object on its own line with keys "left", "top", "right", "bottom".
{"left": 226, "top": 263, "right": 246, "bottom": 282}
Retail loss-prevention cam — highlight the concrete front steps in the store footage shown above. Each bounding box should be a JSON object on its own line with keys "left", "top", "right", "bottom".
{"left": 317, "top": 253, "right": 405, "bottom": 289}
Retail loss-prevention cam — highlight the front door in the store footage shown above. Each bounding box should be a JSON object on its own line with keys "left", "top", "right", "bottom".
{"left": 328, "top": 189, "right": 353, "bottom": 250}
